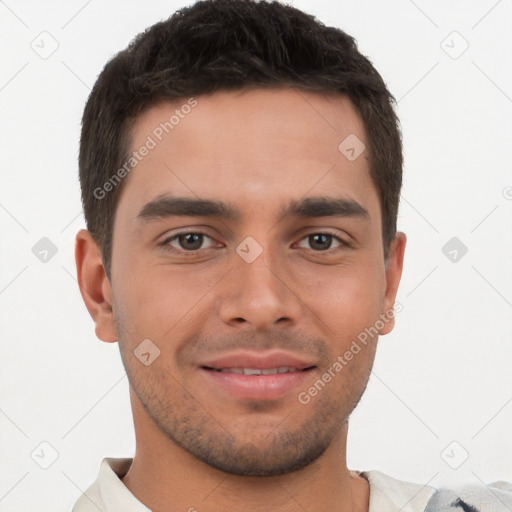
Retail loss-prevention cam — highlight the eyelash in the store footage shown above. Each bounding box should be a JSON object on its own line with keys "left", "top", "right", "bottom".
{"left": 160, "top": 231, "right": 349, "bottom": 254}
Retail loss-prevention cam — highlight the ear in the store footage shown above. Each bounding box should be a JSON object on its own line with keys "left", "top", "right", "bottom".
{"left": 379, "top": 231, "right": 406, "bottom": 335}
{"left": 75, "top": 229, "right": 117, "bottom": 343}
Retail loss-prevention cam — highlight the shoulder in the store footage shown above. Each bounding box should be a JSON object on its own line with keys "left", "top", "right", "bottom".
{"left": 424, "top": 480, "right": 512, "bottom": 512}
{"left": 355, "top": 470, "right": 512, "bottom": 512}
{"left": 357, "top": 470, "right": 437, "bottom": 512}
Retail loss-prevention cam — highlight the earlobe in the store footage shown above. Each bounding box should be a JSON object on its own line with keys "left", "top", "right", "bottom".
{"left": 75, "top": 229, "right": 117, "bottom": 343}
{"left": 379, "top": 231, "right": 407, "bottom": 336}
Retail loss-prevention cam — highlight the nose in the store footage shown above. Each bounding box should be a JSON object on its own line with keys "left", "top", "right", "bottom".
{"left": 217, "top": 248, "right": 304, "bottom": 331}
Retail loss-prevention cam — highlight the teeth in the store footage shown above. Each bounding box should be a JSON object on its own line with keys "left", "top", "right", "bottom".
{"left": 219, "top": 368, "right": 244, "bottom": 374}
{"left": 243, "top": 368, "right": 262, "bottom": 375}
{"left": 217, "top": 367, "right": 299, "bottom": 375}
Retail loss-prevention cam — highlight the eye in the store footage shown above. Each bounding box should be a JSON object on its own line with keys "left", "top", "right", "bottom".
{"left": 162, "top": 232, "right": 218, "bottom": 252}
{"left": 296, "top": 233, "right": 346, "bottom": 251}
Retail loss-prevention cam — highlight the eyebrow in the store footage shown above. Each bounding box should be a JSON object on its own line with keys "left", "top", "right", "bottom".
{"left": 137, "top": 196, "right": 238, "bottom": 221}
{"left": 136, "top": 195, "right": 370, "bottom": 222}
{"left": 280, "top": 196, "right": 369, "bottom": 221}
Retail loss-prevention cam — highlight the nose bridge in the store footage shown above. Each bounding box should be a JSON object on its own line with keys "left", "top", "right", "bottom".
{"left": 218, "top": 240, "right": 302, "bottom": 329}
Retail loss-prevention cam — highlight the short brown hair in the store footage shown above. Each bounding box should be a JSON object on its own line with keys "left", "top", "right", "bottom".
{"left": 79, "top": 0, "right": 402, "bottom": 278}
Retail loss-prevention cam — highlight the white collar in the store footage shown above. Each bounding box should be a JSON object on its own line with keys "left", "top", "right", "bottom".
{"left": 97, "top": 458, "right": 150, "bottom": 511}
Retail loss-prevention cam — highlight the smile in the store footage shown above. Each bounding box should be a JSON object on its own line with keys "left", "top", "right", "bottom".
{"left": 198, "top": 352, "right": 318, "bottom": 401}
{"left": 204, "top": 366, "right": 307, "bottom": 375}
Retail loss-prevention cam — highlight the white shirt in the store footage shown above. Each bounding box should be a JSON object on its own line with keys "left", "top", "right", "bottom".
{"left": 71, "top": 458, "right": 438, "bottom": 512}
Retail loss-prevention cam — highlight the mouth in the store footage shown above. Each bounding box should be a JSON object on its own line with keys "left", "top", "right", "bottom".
{"left": 198, "top": 352, "right": 318, "bottom": 401}
{"left": 202, "top": 366, "right": 314, "bottom": 375}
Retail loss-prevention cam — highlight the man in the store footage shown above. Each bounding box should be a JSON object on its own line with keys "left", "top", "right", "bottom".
{"left": 72, "top": 1, "right": 511, "bottom": 511}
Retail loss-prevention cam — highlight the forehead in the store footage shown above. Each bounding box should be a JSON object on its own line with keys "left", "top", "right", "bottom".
{"left": 117, "top": 87, "right": 379, "bottom": 224}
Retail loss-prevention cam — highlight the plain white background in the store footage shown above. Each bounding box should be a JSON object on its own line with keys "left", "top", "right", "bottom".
{"left": 1, "top": 1, "right": 511, "bottom": 511}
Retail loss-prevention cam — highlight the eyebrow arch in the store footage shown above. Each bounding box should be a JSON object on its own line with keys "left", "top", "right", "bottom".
{"left": 137, "top": 195, "right": 239, "bottom": 221}
{"left": 136, "top": 195, "right": 369, "bottom": 223}
{"left": 280, "top": 196, "right": 370, "bottom": 221}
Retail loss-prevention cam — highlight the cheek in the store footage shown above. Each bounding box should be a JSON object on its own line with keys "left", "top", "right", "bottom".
{"left": 294, "top": 257, "right": 385, "bottom": 329}
{"left": 114, "top": 262, "right": 223, "bottom": 342}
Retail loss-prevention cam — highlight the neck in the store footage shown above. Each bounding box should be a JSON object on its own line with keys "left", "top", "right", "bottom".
{"left": 122, "top": 391, "right": 369, "bottom": 512}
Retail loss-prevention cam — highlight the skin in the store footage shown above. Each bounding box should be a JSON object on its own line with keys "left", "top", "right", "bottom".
{"left": 76, "top": 87, "right": 406, "bottom": 512}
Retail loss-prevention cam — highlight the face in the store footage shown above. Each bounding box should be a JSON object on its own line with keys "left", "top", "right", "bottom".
{"left": 81, "top": 87, "right": 405, "bottom": 476}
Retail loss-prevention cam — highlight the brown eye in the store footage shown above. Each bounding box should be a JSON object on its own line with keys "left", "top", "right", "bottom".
{"left": 296, "top": 233, "right": 345, "bottom": 252}
{"left": 177, "top": 233, "right": 203, "bottom": 250}
{"left": 164, "top": 232, "right": 216, "bottom": 252}
{"left": 308, "top": 234, "right": 333, "bottom": 251}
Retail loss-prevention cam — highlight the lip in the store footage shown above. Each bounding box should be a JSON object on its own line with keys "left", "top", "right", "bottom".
{"left": 198, "top": 350, "right": 317, "bottom": 401}
{"left": 199, "top": 350, "right": 317, "bottom": 371}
